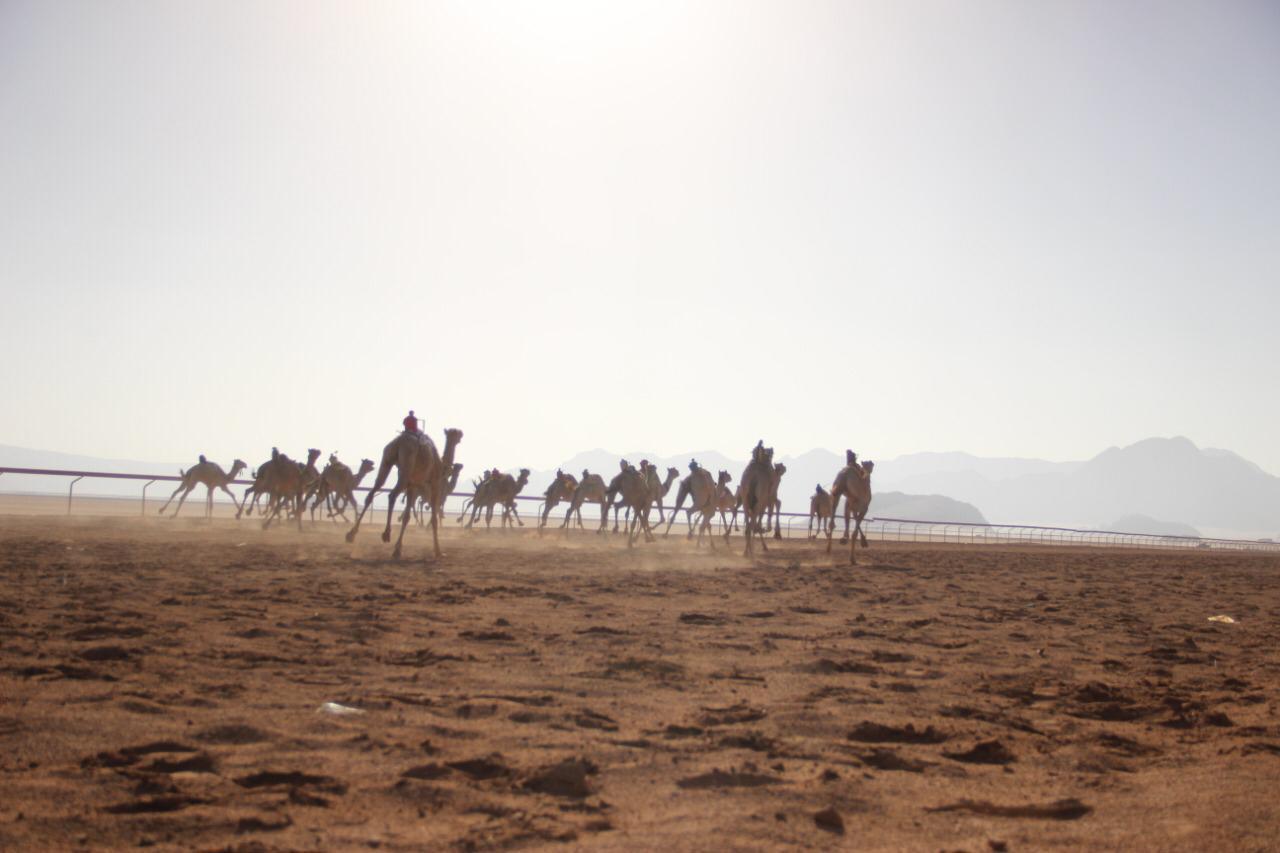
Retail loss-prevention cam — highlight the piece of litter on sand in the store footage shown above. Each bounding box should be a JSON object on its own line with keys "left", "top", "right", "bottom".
{"left": 1207, "top": 615, "right": 1236, "bottom": 624}
{"left": 318, "top": 702, "right": 365, "bottom": 716}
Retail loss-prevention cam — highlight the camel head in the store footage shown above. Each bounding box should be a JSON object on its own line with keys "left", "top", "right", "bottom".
{"left": 443, "top": 428, "right": 463, "bottom": 447}
{"left": 516, "top": 468, "right": 531, "bottom": 487}
{"left": 862, "top": 460, "right": 875, "bottom": 476}
{"left": 229, "top": 459, "right": 247, "bottom": 478}
{"left": 774, "top": 462, "right": 787, "bottom": 477}
{"left": 306, "top": 448, "right": 321, "bottom": 466}
{"left": 717, "top": 470, "right": 732, "bottom": 486}
{"left": 357, "top": 458, "right": 376, "bottom": 477}
{"left": 665, "top": 466, "right": 679, "bottom": 483}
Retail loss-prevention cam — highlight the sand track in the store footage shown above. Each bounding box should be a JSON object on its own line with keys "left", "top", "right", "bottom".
{"left": 1, "top": 514, "right": 1278, "bottom": 851}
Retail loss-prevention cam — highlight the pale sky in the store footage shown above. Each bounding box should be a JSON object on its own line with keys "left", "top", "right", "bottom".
{"left": 2, "top": 1, "right": 1278, "bottom": 474}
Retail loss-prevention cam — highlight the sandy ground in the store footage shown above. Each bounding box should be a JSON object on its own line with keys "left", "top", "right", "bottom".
{"left": 1, "top": 509, "right": 1278, "bottom": 852}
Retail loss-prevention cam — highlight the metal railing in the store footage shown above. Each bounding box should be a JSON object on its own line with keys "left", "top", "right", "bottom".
{"left": 3, "top": 465, "right": 1277, "bottom": 554}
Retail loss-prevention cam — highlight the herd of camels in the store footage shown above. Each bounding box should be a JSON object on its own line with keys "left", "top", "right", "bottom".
{"left": 155, "top": 425, "right": 874, "bottom": 563}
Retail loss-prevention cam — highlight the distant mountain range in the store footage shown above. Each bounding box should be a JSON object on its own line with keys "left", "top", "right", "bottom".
{"left": 874, "top": 437, "right": 1278, "bottom": 538}
{"left": 3, "top": 436, "right": 1277, "bottom": 538}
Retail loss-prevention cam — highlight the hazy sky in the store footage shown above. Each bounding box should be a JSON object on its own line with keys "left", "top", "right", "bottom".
{"left": 3, "top": 1, "right": 1278, "bottom": 474}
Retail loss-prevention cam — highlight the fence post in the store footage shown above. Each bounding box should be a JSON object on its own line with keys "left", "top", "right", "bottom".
{"left": 67, "top": 476, "right": 84, "bottom": 515}
{"left": 141, "top": 479, "right": 156, "bottom": 516}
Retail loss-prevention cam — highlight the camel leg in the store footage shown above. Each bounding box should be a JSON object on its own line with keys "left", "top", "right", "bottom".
{"left": 381, "top": 487, "right": 403, "bottom": 542}
{"left": 662, "top": 496, "right": 683, "bottom": 536}
{"left": 332, "top": 491, "right": 353, "bottom": 523}
{"left": 825, "top": 506, "right": 838, "bottom": 554}
{"left": 219, "top": 485, "right": 243, "bottom": 518}
{"left": 856, "top": 512, "right": 869, "bottom": 548}
{"left": 639, "top": 509, "right": 655, "bottom": 543}
{"left": 772, "top": 501, "right": 783, "bottom": 540}
{"left": 392, "top": 495, "right": 414, "bottom": 560}
{"left": 429, "top": 490, "right": 443, "bottom": 559}
{"left": 509, "top": 503, "right": 524, "bottom": 527}
{"left": 696, "top": 510, "right": 713, "bottom": 550}
{"left": 346, "top": 456, "right": 393, "bottom": 543}
{"left": 158, "top": 482, "right": 190, "bottom": 516}
{"left": 263, "top": 493, "right": 285, "bottom": 530}
{"left": 171, "top": 485, "right": 197, "bottom": 518}
{"left": 849, "top": 511, "right": 858, "bottom": 565}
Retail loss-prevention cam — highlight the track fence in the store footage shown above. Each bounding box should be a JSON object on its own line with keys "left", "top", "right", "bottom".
{"left": 2, "top": 466, "right": 1278, "bottom": 554}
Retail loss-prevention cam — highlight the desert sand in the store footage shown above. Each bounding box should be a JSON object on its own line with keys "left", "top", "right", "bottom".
{"left": 1, "top": 509, "right": 1278, "bottom": 851}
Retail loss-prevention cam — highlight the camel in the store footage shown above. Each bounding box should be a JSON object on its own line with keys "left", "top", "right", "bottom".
{"left": 613, "top": 463, "right": 679, "bottom": 532}
{"left": 765, "top": 462, "right": 787, "bottom": 539}
{"left": 312, "top": 455, "right": 375, "bottom": 522}
{"left": 491, "top": 468, "right": 532, "bottom": 528}
{"left": 298, "top": 449, "right": 325, "bottom": 517}
{"left": 238, "top": 449, "right": 279, "bottom": 518}
{"left": 608, "top": 459, "right": 636, "bottom": 533}
{"left": 564, "top": 469, "right": 610, "bottom": 532}
{"left": 462, "top": 468, "right": 530, "bottom": 529}
{"left": 456, "top": 470, "right": 497, "bottom": 527}
{"left": 737, "top": 441, "right": 777, "bottom": 558}
{"left": 808, "top": 484, "right": 833, "bottom": 538}
{"left": 646, "top": 465, "right": 681, "bottom": 525}
{"left": 539, "top": 469, "right": 578, "bottom": 533}
{"left": 663, "top": 465, "right": 723, "bottom": 547}
{"left": 714, "top": 471, "right": 739, "bottom": 532}
{"left": 826, "top": 460, "right": 874, "bottom": 564}
{"left": 445, "top": 462, "right": 464, "bottom": 494}
{"left": 258, "top": 450, "right": 312, "bottom": 530}
{"left": 605, "top": 464, "right": 657, "bottom": 547}
{"left": 249, "top": 447, "right": 320, "bottom": 525}
{"left": 414, "top": 461, "right": 461, "bottom": 526}
{"left": 345, "top": 427, "right": 463, "bottom": 559}
{"left": 158, "top": 455, "right": 247, "bottom": 519}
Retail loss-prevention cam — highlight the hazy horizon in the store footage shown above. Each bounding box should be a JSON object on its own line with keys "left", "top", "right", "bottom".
{"left": 4, "top": 1, "right": 1278, "bottom": 475}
